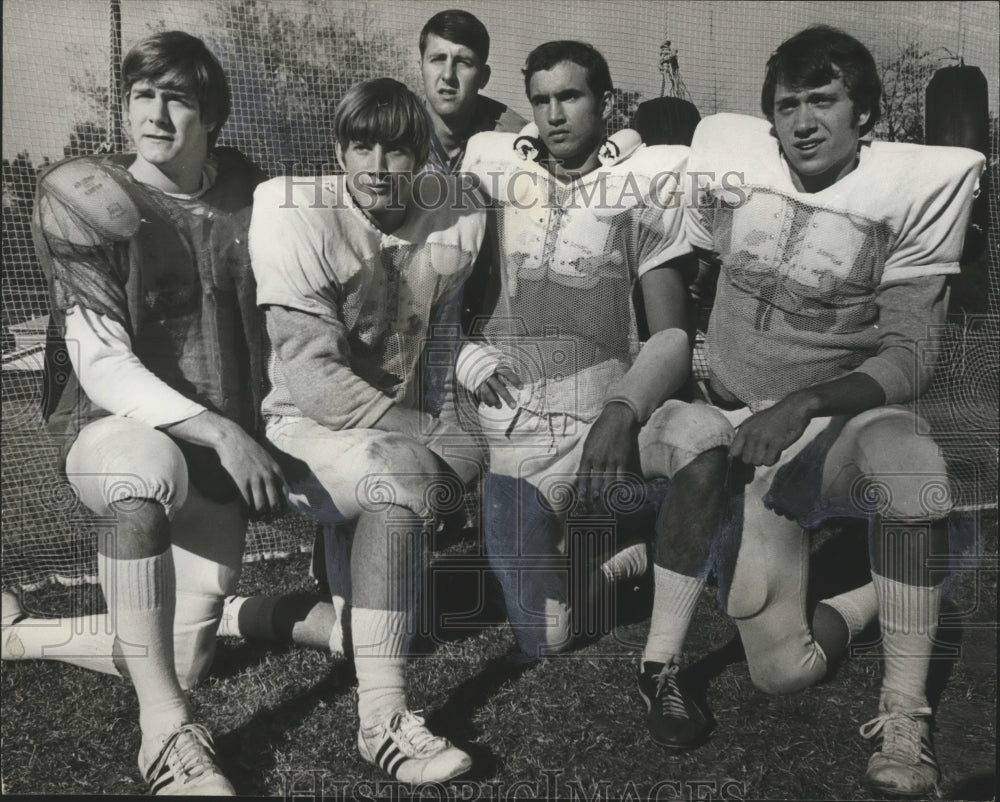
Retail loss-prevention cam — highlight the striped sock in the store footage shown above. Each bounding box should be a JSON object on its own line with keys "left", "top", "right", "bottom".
{"left": 100, "top": 551, "right": 190, "bottom": 742}
{"left": 600, "top": 543, "right": 649, "bottom": 583}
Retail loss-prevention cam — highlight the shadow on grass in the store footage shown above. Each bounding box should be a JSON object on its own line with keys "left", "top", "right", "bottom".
{"left": 949, "top": 770, "right": 997, "bottom": 801}
{"left": 213, "top": 658, "right": 357, "bottom": 795}
{"left": 411, "top": 553, "right": 509, "bottom": 656}
{"left": 425, "top": 653, "right": 536, "bottom": 779}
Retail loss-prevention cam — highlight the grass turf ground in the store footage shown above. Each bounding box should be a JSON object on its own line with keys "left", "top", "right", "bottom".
{"left": 1, "top": 518, "right": 996, "bottom": 799}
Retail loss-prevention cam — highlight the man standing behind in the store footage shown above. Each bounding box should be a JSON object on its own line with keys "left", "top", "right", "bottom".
{"left": 681, "top": 26, "right": 984, "bottom": 796}
{"left": 2, "top": 31, "right": 282, "bottom": 795}
{"left": 419, "top": 9, "right": 526, "bottom": 174}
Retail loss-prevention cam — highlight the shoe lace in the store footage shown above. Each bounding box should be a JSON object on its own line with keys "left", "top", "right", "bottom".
{"left": 148, "top": 723, "right": 217, "bottom": 783}
{"left": 859, "top": 708, "right": 933, "bottom": 762}
{"left": 653, "top": 665, "right": 688, "bottom": 719}
{"left": 389, "top": 710, "right": 447, "bottom": 757}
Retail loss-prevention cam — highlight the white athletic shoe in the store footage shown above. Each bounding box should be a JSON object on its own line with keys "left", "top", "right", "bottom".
{"left": 860, "top": 707, "right": 939, "bottom": 798}
{"left": 1, "top": 590, "right": 27, "bottom": 660}
{"left": 358, "top": 710, "right": 471, "bottom": 785}
{"left": 216, "top": 595, "right": 245, "bottom": 639}
{"left": 139, "top": 723, "right": 235, "bottom": 796}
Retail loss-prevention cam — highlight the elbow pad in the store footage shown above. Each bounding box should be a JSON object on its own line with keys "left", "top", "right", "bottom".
{"left": 604, "top": 328, "right": 690, "bottom": 423}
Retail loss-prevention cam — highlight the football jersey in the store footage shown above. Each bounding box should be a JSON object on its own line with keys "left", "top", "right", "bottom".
{"left": 33, "top": 149, "right": 266, "bottom": 442}
{"left": 686, "top": 113, "right": 984, "bottom": 410}
{"left": 462, "top": 132, "right": 691, "bottom": 421}
{"left": 250, "top": 173, "right": 486, "bottom": 423}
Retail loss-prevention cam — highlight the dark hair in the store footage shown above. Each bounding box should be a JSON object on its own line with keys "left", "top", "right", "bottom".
{"left": 633, "top": 97, "right": 701, "bottom": 146}
{"left": 761, "top": 25, "right": 881, "bottom": 136}
{"left": 334, "top": 78, "right": 430, "bottom": 168}
{"left": 419, "top": 9, "right": 490, "bottom": 63}
{"left": 122, "top": 31, "right": 231, "bottom": 147}
{"left": 522, "top": 41, "right": 613, "bottom": 99}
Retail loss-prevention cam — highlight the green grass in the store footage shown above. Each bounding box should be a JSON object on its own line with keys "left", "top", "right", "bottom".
{"left": 2, "top": 519, "right": 996, "bottom": 799}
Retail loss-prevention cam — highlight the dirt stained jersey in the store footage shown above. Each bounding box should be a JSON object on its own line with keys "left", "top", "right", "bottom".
{"left": 250, "top": 173, "right": 486, "bottom": 422}
{"left": 685, "top": 113, "right": 985, "bottom": 411}
{"left": 463, "top": 133, "right": 691, "bottom": 422}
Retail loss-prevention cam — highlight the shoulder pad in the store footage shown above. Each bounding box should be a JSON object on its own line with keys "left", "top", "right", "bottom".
{"left": 599, "top": 129, "right": 643, "bottom": 166}
{"left": 870, "top": 140, "right": 986, "bottom": 179}
{"left": 623, "top": 143, "right": 689, "bottom": 175}
{"left": 38, "top": 157, "right": 140, "bottom": 243}
{"left": 465, "top": 130, "right": 523, "bottom": 167}
{"left": 692, "top": 113, "right": 770, "bottom": 150}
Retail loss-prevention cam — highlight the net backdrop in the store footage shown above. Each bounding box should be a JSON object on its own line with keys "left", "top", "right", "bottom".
{"left": 3, "top": 0, "right": 998, "bottom": 590}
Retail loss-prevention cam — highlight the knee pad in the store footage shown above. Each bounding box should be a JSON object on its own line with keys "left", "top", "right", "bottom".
{"left": 355, "top": 432, "right": 462, "bottom": 520}
{"left": 827, "top": 409, "right": 953, "bottom": 521}
{"left": 67, "top": 418, "right": 190, "bottom": 518}
{"left": 640, "top": 401, "right": 734, "bottom": 478}
{"left": 737, "top": 617, "right": 828, "bottom": 695}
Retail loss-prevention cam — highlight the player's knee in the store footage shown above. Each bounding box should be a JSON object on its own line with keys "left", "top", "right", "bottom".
{"left": 641, "top": 401, "right": 734, "bottom": 478}
{"left": 67, "top": 418, "right": 189, "bottom": 518}
{"left": 747, "top": 641, "right": 827, "bottom": 696}
{"left": 356, "top": 432, "right": 461, "bottom": 519}
{"left": 840, "top": 412, "right": 953, "bottom": 520}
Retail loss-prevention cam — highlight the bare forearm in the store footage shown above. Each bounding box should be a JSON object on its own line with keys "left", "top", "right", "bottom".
{"left": 781, "top": 372, "right": 887, "bottom": 420}
{"left": 163, "top": 408, "right": 245, "bottom": 450}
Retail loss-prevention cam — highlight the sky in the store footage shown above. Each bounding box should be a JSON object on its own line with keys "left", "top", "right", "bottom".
{"left": 3, "top": 0, "right": 998, "bottom": 162}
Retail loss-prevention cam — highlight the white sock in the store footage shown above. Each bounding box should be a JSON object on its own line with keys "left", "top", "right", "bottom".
{"left": 172, "top": 591, "right": 223, "bottom": 690}
{"left": 600, "top": 542, "right": 649, "bottom": 583}
{"left": 2, "top": 603, "right": 121, "bottom": 675}
{"left": 216, "top": 595, "right": 247, "bottom": 639}
{"left": 642, "top": 566, "right": 703, "bottom": 666}
{"left": 872, "top": 572, "right": 941, "bottom": 710}
{"left": 820, "top": 582, "right": 879, "bottom": 643}
{"left": 100, "top": 551, "right": 190, "bottom": 744}
{"left": 352, "top": 607, "right": 409, "bottom": 731}
{"left": 329, "top": 597, "right": 350, "bottom": 658}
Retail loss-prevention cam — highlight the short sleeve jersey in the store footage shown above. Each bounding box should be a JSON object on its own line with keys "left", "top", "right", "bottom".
{"left": 462, "top": 132, "right": 691, "bottom": 421}
{"left": 251, "top": 173, "right": 486, "bottom": 421}
{"left": 33, "top": 149, "right": 266, "bottom": 442}
{"left": 685, "top": 113, "right": 984, "bottom": 410}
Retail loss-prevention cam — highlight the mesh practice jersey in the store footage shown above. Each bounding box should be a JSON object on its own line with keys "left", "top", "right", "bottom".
{"left": 250, "top": 173, "right": 486, "bottom": 426}
{"left": 33, "top": 149, "right": 266, "bottom": 442}
{"left": 462, "top": 133, "right": 691, "bottom": 422}
{"left": 685, "top": 113, "right": 985, "bottom": 411}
